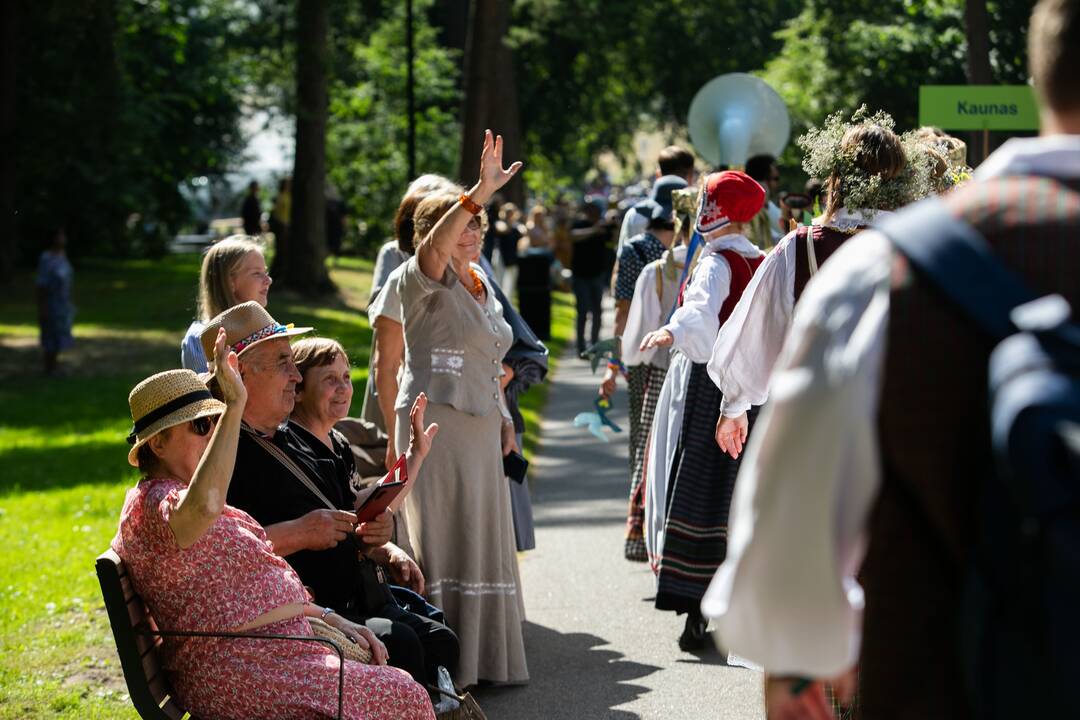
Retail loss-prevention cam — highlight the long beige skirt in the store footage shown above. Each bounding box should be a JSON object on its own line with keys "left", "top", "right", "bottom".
{"left": 395, "top": 402, "right": 529, "bottom": 687}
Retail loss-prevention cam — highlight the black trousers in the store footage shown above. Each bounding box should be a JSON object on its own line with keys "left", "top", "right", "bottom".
{"left": 572, "top": 273, "right": 606, "bottom": 352}
{"left": 340, "top": 601, "right": 459, "bottom": 688}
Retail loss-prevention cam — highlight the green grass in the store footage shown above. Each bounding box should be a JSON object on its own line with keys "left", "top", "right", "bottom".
{"left": 0, "top": 252, "right": 375, "bottom": 719}
{"left": 0, "top": 253, "right": 568, "bottom": 718}
{"left": 517, "top": 292, "right": 576, "bottom": 461}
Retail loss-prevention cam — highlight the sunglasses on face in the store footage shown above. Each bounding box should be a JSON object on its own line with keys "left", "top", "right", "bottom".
{"left": 190, "top": 416, "right": 217, "bottom": 436}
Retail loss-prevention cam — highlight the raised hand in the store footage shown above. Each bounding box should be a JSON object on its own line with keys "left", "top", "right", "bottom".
{"left": 212, "top": 327, "right": 247, "bottom": 408}
{"left": 477, "top": 129, "right": 523, "bottom": 195}
{"left": 408, "top": 392, "right": 439, "bottom": 461}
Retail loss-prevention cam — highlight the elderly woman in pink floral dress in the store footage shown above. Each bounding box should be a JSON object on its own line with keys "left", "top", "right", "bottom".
{"left": 111, "top": 329, "right": 434, "bottom": 720}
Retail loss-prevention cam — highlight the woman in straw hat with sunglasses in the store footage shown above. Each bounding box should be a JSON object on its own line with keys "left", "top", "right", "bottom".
{"left": 111, "top": 330, "right": 434, "bottom": 720}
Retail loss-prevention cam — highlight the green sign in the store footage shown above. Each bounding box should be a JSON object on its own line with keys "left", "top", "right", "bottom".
{"left": 919, "top": 85, "right": 1039, "bottom": 131}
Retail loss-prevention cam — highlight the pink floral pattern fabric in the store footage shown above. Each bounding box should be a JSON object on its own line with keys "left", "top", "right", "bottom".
{"left": 112, "top": 478, "right": 433, "bottom": 720}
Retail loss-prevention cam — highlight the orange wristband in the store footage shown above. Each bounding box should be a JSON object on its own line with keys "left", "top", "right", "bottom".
{"left": 459, "top": 193, "right": 483, "bottom": 215}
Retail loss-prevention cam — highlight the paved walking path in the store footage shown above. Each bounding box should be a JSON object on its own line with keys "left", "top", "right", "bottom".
{"left": 473, "top": 334, "right": 765, "bottom": 719}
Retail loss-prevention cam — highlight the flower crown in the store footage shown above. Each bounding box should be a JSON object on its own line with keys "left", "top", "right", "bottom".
{"left": 797, "top": 106, "right": 936, "bottom": 214}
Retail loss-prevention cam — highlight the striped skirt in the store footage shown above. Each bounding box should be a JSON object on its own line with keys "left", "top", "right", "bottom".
{"left": 655, "top": 361, "right": 758, "bottom": 613}
{"left": 625, "top": 364, "right": 666, "bottom": 561}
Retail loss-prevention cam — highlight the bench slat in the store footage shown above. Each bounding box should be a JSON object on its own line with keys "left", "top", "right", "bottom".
{"left": 126, "top": 595, "right": 147, "bottom": 628}
{"left": 119, "top": 572, "right": 135, "bottom": 601}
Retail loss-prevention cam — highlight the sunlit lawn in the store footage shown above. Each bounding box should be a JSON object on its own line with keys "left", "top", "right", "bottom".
{"left": 0, "top": 251, "right": 571, "bottom": 718}
{"left": 0, "top": 252, "right": 376, "bottom": 718}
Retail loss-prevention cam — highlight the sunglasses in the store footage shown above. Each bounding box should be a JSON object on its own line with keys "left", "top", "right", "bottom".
{"left": 189, "top": 416, "right": 217, "bottom": 436}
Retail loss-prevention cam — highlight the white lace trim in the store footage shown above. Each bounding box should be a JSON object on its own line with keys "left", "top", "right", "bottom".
{"left": 426, "top": 578, "right": 518, "bottom": 597}
{"left": 815, "top": 207, "right": 896, "bottom": 232}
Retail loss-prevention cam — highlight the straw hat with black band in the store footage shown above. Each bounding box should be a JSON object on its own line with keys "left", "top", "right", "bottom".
{"left": 199, "top": 301, "right": 313, "bottom": 370}
{"left": 126, "top": 370, "right": 226, "bottom": 466}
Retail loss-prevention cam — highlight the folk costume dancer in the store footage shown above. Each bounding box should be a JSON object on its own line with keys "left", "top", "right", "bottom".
{"left": 709, "top": 111, "right": 937, "bottom": 461}
{"left": 639, "top": 171, "right": 766, "bottom": 650}
{"left": 599, "top": 182, "right": 685, "bottom": 561}
{"left": 618, "top": 186, "right": 701, "bottom": 562}
{"left": 702, "top": 9, "right": 1080, "bottom": 713}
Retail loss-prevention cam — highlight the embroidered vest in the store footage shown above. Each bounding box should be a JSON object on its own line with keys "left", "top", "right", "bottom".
{"left": 793, "top": 225, "right": 857, "bottom": 301}
{"left": 716, "top": 249, "right": 764, "bottom": 325}
{"left": 859, "top": 176, "right": 1080, "bottom": 719}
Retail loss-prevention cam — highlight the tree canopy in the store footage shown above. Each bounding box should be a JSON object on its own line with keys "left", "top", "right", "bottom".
{"left": 6, "top": 0, "right": 1035, "bottom": 278}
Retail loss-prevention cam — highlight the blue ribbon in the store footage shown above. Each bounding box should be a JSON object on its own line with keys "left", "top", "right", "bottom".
{"left": 665, "top": 231, "right": 704, "bottom": 323}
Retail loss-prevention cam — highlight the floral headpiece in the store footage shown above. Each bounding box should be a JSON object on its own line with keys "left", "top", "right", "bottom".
{"left": 798, "top": 106, "right": 936, "bottom": 214}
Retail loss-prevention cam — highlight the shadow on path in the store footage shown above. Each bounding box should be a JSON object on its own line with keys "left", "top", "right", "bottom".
{"left": 473, "top": 621, "right": 660, "bottom": 719}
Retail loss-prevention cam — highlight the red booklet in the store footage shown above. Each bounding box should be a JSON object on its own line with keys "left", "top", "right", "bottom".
{"left": 355, "top": 455, "right": 409, "bottom": 523}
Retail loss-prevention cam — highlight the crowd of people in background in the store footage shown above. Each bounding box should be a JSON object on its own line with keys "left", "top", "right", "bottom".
{"left": 91, "top": 0, "right": 1080, "bottom": 717}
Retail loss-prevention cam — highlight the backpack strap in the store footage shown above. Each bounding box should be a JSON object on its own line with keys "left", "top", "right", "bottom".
{"left": 875, "top": 197, "right": 1037, "bottom": 342}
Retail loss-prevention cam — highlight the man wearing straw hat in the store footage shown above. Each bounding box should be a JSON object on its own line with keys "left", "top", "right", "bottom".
{"left": 200, "top": 301, "right": 459, "bottom": 691}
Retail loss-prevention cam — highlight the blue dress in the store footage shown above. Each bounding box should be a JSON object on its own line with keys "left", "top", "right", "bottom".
{"left": 36, "top": 252, "right": 74, "bottom": 353}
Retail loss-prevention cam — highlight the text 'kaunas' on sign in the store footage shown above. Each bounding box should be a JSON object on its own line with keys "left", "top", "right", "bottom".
{"left": 919, "top": 85, "right": 1039, "bottom": 131}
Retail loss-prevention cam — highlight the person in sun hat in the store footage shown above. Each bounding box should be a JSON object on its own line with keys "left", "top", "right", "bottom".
{"left": 112, "top": 329, "right": 433, "bottom": 720}
{"left": 198, "top": 299, "right": 313, "bottom": 367}
{"left": 636, "top": 170, "right": 767, "bottom": 651}
{"left": 203, "top": 302, "right": 459, "bottom": 696}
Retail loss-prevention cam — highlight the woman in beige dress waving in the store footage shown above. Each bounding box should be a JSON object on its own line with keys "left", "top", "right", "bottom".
{"left": 395, "top": 130, "right": 528, "bottom": 687}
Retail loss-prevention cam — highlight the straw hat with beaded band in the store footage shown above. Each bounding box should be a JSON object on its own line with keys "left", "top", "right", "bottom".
{"left": 199, "top": 301, "right": 313, "bottom": 370}
{"left": 126, "top": 370, "right": 226, "bottom": 466}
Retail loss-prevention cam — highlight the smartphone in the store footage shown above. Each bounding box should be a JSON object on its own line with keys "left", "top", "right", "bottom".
{"left": 503, "top": 451, "right": 529, "bottom": 484}
{"left": 355, "top": 480, "right": 407, "bottom": 523}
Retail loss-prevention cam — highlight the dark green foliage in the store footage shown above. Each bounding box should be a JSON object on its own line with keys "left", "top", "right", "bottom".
{"left": 509, "top": 0, "right": 802, "bottom": 193}
{"left": 761, "top": 0, "right": 1031, "bottom": 176}
{"left": 325, "top": 0, "right": 461, "bottom": 251}
{"left": 15, "top": 0, "right": 248, "bottom": 262}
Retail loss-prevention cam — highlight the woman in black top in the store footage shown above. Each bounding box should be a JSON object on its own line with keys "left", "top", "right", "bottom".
{"left": 288, "top": 336, "right": 458, "bottom": 692}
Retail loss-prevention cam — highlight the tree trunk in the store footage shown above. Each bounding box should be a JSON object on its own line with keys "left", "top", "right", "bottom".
{"left": 282, "top": 0, "right": 333, "bottom": 295}
{"left": 0, "top": 2, "right": 17, "bottom": 280}
{"left": 432, "top": 0, "right": 470, "bottom": 62}
{"left": 964, "top": 0, "right": 993, "bottom": 164}
{"left": 458, "top": 0, "right": 524, "bottom": 206}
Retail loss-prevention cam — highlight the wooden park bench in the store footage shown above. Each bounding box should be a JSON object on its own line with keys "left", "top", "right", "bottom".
{"left": 95, "top": 549, "right": 346, "bottom": 720}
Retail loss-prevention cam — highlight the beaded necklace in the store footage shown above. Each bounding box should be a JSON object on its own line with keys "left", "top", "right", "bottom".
{"left": 466, "top": 266, "right": 486, "bottom": 302}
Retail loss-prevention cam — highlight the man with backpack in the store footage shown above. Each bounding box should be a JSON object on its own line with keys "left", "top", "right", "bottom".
{"left": 701, "top": 2, "right": 1080, "bottom": 718}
